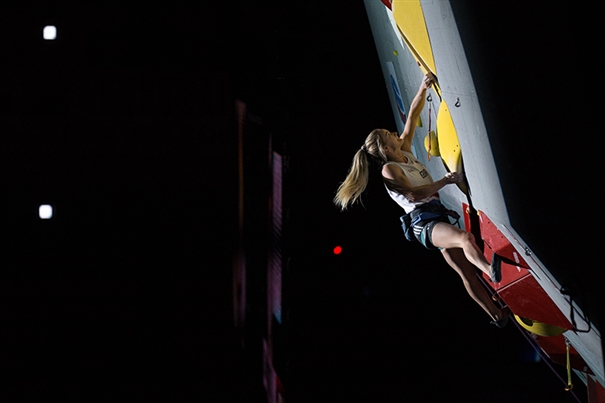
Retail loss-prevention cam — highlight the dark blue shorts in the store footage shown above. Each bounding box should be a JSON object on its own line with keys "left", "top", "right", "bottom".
{"left": 412, "top": 214, "right": 450, "bottom": 250}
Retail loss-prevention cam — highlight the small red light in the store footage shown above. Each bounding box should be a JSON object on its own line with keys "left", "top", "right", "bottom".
{"left": 333, "top": 246, "right": 342, "bottom": 255}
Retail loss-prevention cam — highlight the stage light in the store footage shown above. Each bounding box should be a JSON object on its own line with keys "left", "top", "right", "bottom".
{"left": 39, "top": 204, "right": 53, "bottom": 219}
{"left": 43, "top": 26, "right": 57, "bottom": 40}
{"left": 333, "top": 246, "right": 342, "bottom": 255}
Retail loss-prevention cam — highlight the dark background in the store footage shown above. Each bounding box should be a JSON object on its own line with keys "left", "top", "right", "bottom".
{"left": 0, "top": 1, "right": 599, "bottom": 402}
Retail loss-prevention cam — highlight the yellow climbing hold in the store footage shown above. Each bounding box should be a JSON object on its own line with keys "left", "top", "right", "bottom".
{"left": 436, "top": 101, "right": 461, "bottom": 174}
{"left": 424, "top": 130, "right": 440, "bottom": 157}
{"left": 392, "top": 0, "right": 436, "bottom": 75}
{"left": 514, "top": 315, "right": 568, "bottom": 337}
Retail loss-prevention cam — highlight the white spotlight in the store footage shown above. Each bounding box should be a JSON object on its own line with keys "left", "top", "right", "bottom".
{"left": 39, "top": 204, "right": 53, "bottom": 219}
{"left": 43, "top": 26, "right": 57, "bottom": 40}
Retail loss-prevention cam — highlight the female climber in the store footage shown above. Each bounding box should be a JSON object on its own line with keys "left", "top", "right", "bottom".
{"left": 334, "top": 73, "right": 509, "bottom": 327}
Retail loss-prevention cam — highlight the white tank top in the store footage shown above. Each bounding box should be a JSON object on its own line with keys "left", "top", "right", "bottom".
{"left": 384, "top": 151, "right": 439, "bottom": 213}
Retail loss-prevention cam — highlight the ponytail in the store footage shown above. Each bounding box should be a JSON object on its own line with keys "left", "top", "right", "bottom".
{"left": 334, "top": 129, "right": 387, "bottom": 211}
{"left": 334, "top": 149, "right": 370, "bottom": 211}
